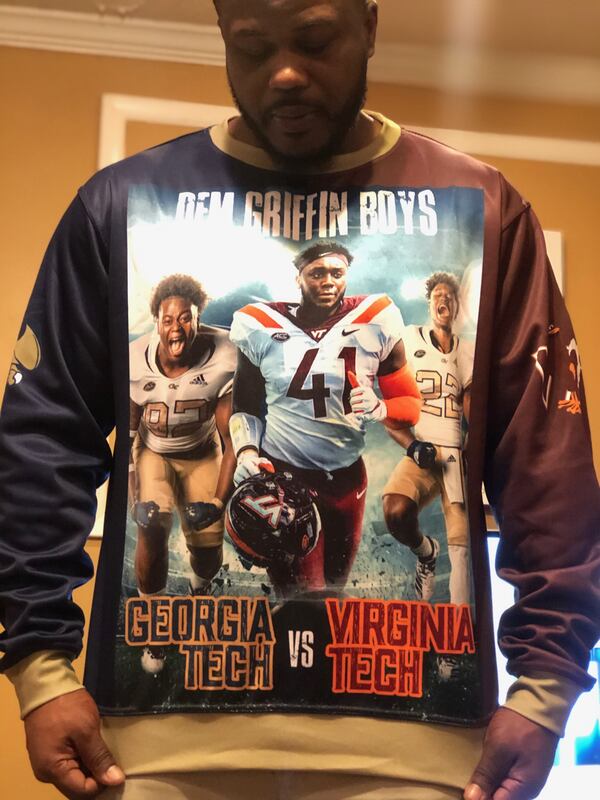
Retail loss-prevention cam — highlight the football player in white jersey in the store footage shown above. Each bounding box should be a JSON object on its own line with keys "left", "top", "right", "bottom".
{"left": 227, "top": 242, "right": 422, "bottom": 597}
{"left": 129, "top": 275, "right": 237, "bottom": 636}
{"left": 382, "top": 272, "right": 474, "bottom": 618}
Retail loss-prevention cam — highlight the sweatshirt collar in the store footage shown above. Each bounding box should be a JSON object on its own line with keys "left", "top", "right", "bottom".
{"left": 209, "top": 111, "right": 401, "bottom": 174}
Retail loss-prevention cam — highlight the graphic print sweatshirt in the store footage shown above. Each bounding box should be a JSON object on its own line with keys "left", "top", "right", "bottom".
{"left": 1, "top": 114, "right": 598, "bottom": 781}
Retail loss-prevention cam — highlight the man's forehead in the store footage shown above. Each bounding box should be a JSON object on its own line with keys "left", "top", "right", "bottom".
{"left": 305, "top": 255, "right": 349, "bottom": 271}
{"left": 159, "top": 297, "right": 194, "bottom": 314}
{"left": 218, "top": 0, "right": 346, "bottom": 29}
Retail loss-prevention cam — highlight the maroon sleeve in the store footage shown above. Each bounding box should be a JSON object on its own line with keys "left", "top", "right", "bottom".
{"left": 485, "top": 191, "right": 600, "bottom": 691}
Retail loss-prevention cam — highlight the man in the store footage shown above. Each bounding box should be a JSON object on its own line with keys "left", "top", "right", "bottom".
{"left": 129, "top": 274, "right": 237, "bottom": 671}
{"left": 383, "top": 272, "right": 473, "bottom": 608}
{"left": 228, "top": 241, "right": 421, "bottom": 596}
{"left": 0, "top": 2, "right": 598, "bottom": 800}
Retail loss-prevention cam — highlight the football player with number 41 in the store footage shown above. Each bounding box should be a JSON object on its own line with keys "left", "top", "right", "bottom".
{"left": 227, "top": 242, "right": 422, "bottom": 597}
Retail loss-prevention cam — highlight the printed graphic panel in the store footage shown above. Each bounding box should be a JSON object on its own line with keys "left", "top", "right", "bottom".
{"left": 118, "top": 184, "right": 484, "bottom": 723}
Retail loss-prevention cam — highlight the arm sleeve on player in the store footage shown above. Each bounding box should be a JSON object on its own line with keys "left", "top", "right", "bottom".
{"left": 377, "top": 299, "right": 406, "bottom": 362}
{"left": 378, "top": 365, "right": 422, "bottom": 426}
{"left": 216, "top": 336, "right": 237, "bottom": 399}
{"left": 458, "top": 338, "right": 475, "bottom": 392}
{"left": 218, "top": 378, "right": 234, "bottom": 398}
{"left": 229, "top": 308, "right": 270, "bottom": 367}
{"left": 129, "top": 336, "right": 150, "bottom": 407}
{"left": 229, "top": 411, "right": 264, "bottom": 456}
{"left": 0, "top": 194, "right": 114, "bottom": 676}
{"left": 232, "top": 349, "right": 267, "bottom": 420}
{"left": 485, "top": 192, "right": 600, "bottom": 700}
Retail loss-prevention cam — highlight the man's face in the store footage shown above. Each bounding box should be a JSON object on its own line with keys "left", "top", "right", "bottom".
{"left": 429, "top": 283, "right": 458, "bottom": 330}
{"left": 297, "top": 255, "right": 348, "bottom": 311}
{"left": 157, "top": 296, "right": 198, "bottom": 361}
{"left": 217, "top": 0, "right": 377, "bottom": 166}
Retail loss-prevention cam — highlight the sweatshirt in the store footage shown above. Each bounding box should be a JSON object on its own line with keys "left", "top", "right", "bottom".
{"left": 1, "top": 114, "right": 598, "bottom": 786}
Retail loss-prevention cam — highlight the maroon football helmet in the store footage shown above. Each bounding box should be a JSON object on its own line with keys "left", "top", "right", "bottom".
{"left": 225, "top": 471, "right": 321, "bottom": 567}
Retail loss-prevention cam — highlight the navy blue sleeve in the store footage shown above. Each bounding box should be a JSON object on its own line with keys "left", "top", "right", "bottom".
{"left": 0, "top": 194, "right": 114, "bottom": 671}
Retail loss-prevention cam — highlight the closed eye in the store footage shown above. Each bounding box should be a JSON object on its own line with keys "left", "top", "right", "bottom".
{"left": 232, "top": 32, "right": 274, "bottom": 60}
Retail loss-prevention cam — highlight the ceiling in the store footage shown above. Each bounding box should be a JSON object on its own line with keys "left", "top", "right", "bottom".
{"left": 3, "top": 0, "right": 600, "bottom": 60}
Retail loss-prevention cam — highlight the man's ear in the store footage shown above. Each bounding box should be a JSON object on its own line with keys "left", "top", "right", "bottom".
{"left": 212, "top": 0, "right": 224, "bottom": 32}
{"left": 365, "top": 1, "right": 379, "bottom": 59}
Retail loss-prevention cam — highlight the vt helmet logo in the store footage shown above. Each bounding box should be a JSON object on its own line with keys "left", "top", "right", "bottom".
{"left": 532, "top": 326, "right": 582, "bottom": 416}
{"left": 241, "top": 494, "right": 283, "bottom": 529}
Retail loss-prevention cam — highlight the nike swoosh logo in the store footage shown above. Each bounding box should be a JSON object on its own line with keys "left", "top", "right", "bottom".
{"left": 342, "top": 328, "right": 359, "bottom": 337}
{"left": 356, "top": 488, "right": 367, "bottom": 500}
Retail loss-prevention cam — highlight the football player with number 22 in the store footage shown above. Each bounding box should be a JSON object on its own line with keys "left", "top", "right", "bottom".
{"left": 384, "top": 272, "right": 474, "bottom": 611}
{"left": 226, "top": 242, "right": 422, "bottom": 597}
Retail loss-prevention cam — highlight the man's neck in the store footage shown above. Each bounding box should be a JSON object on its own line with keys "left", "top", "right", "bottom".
{"left": 297, "top": 301, "right": 341, "bottom": 328}
{"left": 228, "top": 112, "right": 381, "bottom": 160}
{"left": 430, "top": 327, "right": 454, "bottom": 354}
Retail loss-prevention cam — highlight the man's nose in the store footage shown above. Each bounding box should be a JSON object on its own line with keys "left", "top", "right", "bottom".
{"left": 269, "top": 53, "right": 310, "bottom": 91}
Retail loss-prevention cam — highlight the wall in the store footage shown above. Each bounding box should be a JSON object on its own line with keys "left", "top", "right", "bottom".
{"left": 0, "top": 45, "right": 598, "bottom": 797}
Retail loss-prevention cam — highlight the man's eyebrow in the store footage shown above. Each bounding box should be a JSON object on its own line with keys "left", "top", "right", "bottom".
{"left": 295, "top": 17, "right": 338, "bottom": 32}
{"left": 232, "top": 28, "right": 263, "bottom": 38}
{"left": 230, "top": 21, "right": 264, "bottom": 38}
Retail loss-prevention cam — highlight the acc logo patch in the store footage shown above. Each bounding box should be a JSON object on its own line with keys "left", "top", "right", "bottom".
{"left": 143, "top": 382, "right": 156, "bottom": 391}
{"left": 272, "top": 332, "right": 290, "bottom": 342}
{"left": 414, "top": 350, "right": 426, "bottom": 358}
{"left": 7, "top": 325, "right": 41, "bottom": 386}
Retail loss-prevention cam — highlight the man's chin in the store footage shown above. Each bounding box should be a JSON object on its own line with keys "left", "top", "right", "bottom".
{"left": 434, "top": 319, "right": 452, "bottom": 332}
{"left": 231, "top": 97, "right": 345, "bottom": 169}
{"left": 228, "top": 60, "right": 368, "bottom": 170}
{"left": 257, "top": 129, "right": 339, "bottom": 170}
{"left": 315, "top": 298, "right": 340, "bottom": 310}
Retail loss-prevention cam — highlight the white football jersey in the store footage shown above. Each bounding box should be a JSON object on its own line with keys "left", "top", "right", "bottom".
{"left": 130, "top": 326, "right": 235, "bottom": 454}
{"left": 403, "top": 325, "right": 474, "bottom": 447}
{"left": 230, "top": 295, "right": 405, "bottom": 470}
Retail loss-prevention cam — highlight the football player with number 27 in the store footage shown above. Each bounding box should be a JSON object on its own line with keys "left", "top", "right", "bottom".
{"left": 226, "top": 242, "right": 422, "bottom": 597}
{"left": 129, "top": 275, "right": 237, "bottom": 633}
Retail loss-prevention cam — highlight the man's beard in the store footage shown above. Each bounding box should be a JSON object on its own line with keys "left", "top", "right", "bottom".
{"left": 227, "top": 61, "right": 369, "bottom": 171}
